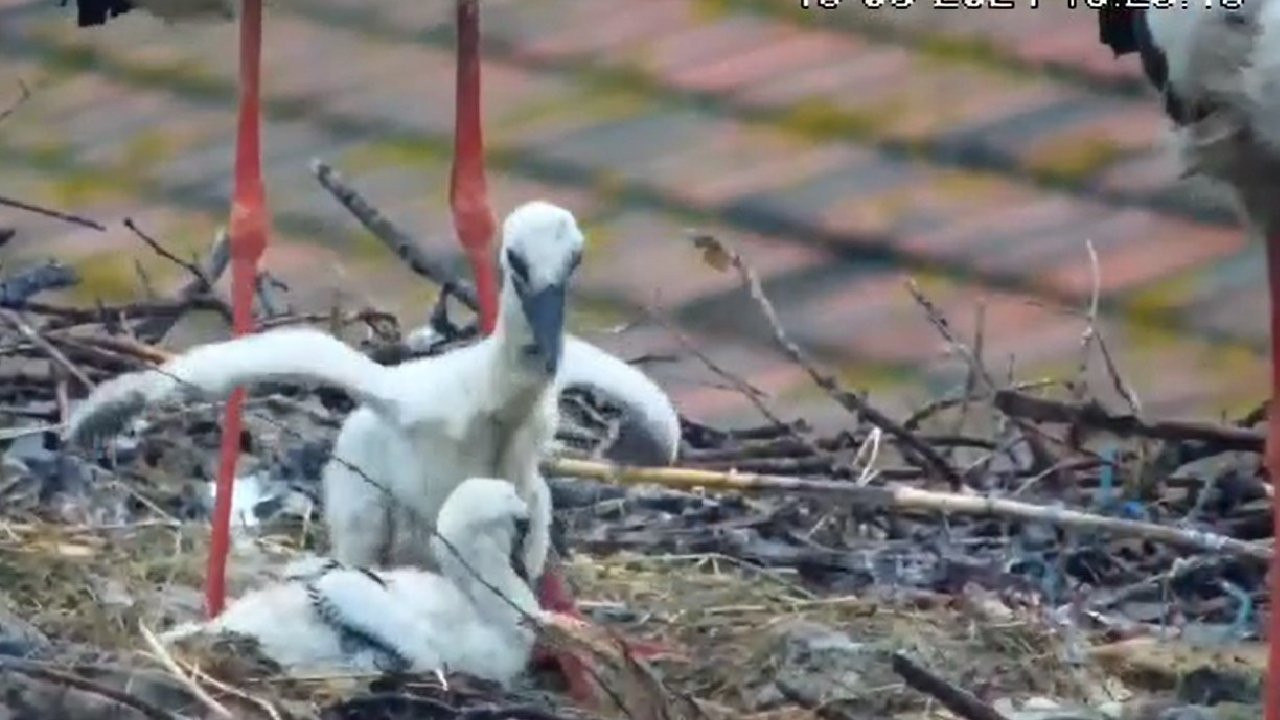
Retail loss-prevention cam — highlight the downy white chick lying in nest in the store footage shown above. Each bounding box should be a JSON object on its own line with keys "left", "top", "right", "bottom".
{"left": 160, "top": 477, "right": 544, "bottom": 686}
{"left": 65, "top": 201, "right": 679, "bottom": 590}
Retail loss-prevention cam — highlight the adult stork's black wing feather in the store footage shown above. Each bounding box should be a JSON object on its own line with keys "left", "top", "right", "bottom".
{"left": 70, "top": 0, "right": 136, "bottom": 27}
{"left": 1098, "top": 6, "right": 1141, "bottom": 56}
{"left": 1096, "top": 5, "right": 1189, "bottom": 122}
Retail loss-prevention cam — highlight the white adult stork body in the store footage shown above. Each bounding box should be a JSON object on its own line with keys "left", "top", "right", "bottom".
{"left": 1099, "top": 4, "right": 1280, "bottom": 211}
{"left": 161, "top": 477, "right": 544, "bottom": 686}
{"left": 1096, "top": 5, "right": 1280, "bottom": 719}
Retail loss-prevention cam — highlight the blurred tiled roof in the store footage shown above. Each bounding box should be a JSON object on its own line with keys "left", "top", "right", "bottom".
{"left": 0, "top": 0, "right": 1266, "bottom": 429}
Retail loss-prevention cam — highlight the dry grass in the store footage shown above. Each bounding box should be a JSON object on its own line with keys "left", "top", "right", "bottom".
{"left": 0, "top": 519, "right": 307, "bottom": 650}
{"left": 0, "top": 515, "right": 1129, "bottom": 719}
{"left": 563, "top": 552, "right": 1116, "bottom": 718}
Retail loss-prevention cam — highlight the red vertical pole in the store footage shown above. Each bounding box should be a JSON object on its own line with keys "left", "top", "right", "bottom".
{"left": 1266, "top": 234, "right": 1280, "bottom": 720}
{"left": 449, "top": 0, "right": 499, "bottom": 335}
{"left": 206, "top": 0, "right": 268, "bottom": 618}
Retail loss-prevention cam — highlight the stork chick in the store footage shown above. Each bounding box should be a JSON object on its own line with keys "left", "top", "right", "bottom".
{"left": 161, "top": 477, "right": 544, "bottom": 686}
{"left": 66, "top": 201, "right": 592, "bottom": 582}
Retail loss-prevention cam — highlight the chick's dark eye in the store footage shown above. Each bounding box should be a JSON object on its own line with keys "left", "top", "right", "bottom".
{"left": 506, "top": 250, "right": 529, "bottom": 282}
{"left": 568, "top": 252, "right": 582, "bottom": 273}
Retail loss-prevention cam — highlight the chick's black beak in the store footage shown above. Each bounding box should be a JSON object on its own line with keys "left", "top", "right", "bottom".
{"left": 520, "top": 284, "right": 566, "bottom": 375}
{"left": 510, "top": 516, "right": 532, "bottom": 583}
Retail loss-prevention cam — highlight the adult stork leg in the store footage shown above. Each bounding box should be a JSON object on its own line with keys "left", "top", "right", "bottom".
{"left": 450, "top": 0, "right": 499, "bottom": 334}
{"left": 206, "top": 0, "right": 269, "bottom": 618}
{"left": 449, "top": 3, "right": 669, "bottom": 703}
{"left": 448, "top": 0, "right": 593, "bottom": 703}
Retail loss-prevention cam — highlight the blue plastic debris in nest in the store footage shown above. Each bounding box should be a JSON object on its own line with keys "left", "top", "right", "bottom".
{"left": 0, "top": 261, "right": 79, "bottom": 308}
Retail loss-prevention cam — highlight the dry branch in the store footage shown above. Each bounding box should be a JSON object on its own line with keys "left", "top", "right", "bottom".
{"left": 0, "top": 307, "right": 94, "bottom": 390}
{"left": 0, "top": 658, "right": 182, "bottom": 720}
{"left": 138, "top": 622, "right": 232, "bottom": 719}
{"left": 905, "top": 279, "right": 1065, "bottom": 480}
{"left": 123, "top": 218, "right": 209, "bottom": 289}
{"left": 133, "top": 229, "right": 231, "bottom": 341}
{"left": 690, "top": 231, "right": 964, "bottom": 490}
{"left": 545, "top": 457, "right": 1270, "bottom": 560}
{"left": 891, "top": 652, "right": 1009, "bottom": 720}
{"left": 993, "top": 389, "right": 1264, "bottom": 453}
{"left": 0, "top": 194, "right": 106, "bottom": 232}
{"left": 0, "top": 78, "right": 30, "bottom": 125}
{"left": 311, "top": 158, "right": 480, "bottom": 310}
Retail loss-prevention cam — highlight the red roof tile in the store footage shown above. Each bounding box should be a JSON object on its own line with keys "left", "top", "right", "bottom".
{"left": 0, "top": 0, "right": 1265, "bottom": 421}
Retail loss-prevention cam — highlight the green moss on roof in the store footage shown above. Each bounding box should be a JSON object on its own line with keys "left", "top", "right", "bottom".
{"left": 777, "top": 98, "right": 898, "bottom": 142}
{"left": 339, "top": 137, "right": 449, "bottom": 173}
{"left": 690, "top": 0, "right": 734, "bottom": 21}
{"left": 1026, "top": 136, "right": 1127, "bottom": 186}
{"left": 916, "top": 35, "right": 1008, "bottom": 73}
{"left": 67, "top": 252, "right": 143, "bottom": 304}
{"left": 40, "top": 43, "right": 96, "bottom": 79}
{"left": 579, "top": 218, "right": 619, "bottom": 254}
{"left": 569, "top": 297, "right": 635, "bottom": 332}
{"left": 49, "top": 168, "right": 133, "bottom": 207}
{"left": 346, "top": 226, "right": 397, "bottom": 264}
{"left": 1123, "top": 274, "right": 1198, "bottom": 317}
{"left": 834, "top": 360, "right": 912, "bottom": 394}
{"left": 120, "top": 130, "right": 175, "bottom": 178}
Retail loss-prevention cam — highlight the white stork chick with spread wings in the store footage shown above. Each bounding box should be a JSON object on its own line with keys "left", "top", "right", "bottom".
{"left": 65, "top": 201, "right": 672, "bottom": 584}
{"left": 161, "top": 477, "right": 544, "bottom": 685}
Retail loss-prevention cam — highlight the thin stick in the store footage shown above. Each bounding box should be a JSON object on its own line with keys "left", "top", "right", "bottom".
{"left": 132, "top": 229, "right": 232, "bottom": 342}
{"left": 891, "top": 652, "right": 1009, "bottom": 720}
{"left": 0, "top": 78, "right": 31, "bottom": 125}
{"left": 691, "top": 232, "right": 963, "bottom": 489}
{"left": 903, "top": 378, "right": 1059, "bottom": 430}
{"left": 1075, "top": 239, "right": 1102, "bottom": 397}
{"left": 0, "top": 193, "right": 106, "bottom": 231}
{"left": 133, "top": 258, "right": 157, "bottom": 299}
{"left": 19, "top": 297, "right": 231, "bottom": 327}
{"left": 311, "top": 158, "right": 480, "bottom": 311}
{"left": 185, "top": 663, "right": 283, "bottom": 720}
{"left": 544, "top": 457, "right": 1270, "bottom": 560}
{"left": 138, "top": 622, "right": 233, "bottom": 719}
{"left": 123, "top": 218, "right": 210, "bottom": 288}
{"left": 0, "top": 308, "right": 95, "bottom": 390}
{"left": 0, "top": 658, "right": 182, "bottom": 720}
{"left": 905, "top": 279, "right": 1062, "bottom": 479}
{"left": 993, "top": 389, "right": 1263, "bottom": 452}
{"left": 646, "top": 304, "right": 784, "bottom": 425}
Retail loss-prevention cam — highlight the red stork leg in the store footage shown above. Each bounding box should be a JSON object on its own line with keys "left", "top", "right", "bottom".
{"left": 1266, "top": 232, "right": 1280, "bottom": 720}
{"left": 450, "top": 0, "right": 499, "bottom": 335}
{"left": 206, "top": 0, "right": 268, "bottom": 618}
{"left": 448, "top": 0, "right": 598, "bottom": 705}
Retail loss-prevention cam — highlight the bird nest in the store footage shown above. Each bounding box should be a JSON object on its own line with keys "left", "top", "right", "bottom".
{"left": 0, "top": 164, "right": 1272, "bottom": 720}
{"left": 0, "top": 516, "right": 1262, "bottom": 720}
